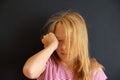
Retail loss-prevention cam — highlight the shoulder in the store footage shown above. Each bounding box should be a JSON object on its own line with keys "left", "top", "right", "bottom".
{"left": 46, "top": 57, "right": 58, "bottom": 68}
{"left": 90, "top": 58, "right": 107, "bottom": 80}
{"left": 37, "top": 57, "right": 59, "bottom": 80}
{"left": 90, "top": 58, "right": 103, "bottom": 70}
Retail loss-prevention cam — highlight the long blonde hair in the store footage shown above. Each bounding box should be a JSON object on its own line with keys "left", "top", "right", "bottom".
{"left": 44, "top": 11, "right": 91, "bottom": 80}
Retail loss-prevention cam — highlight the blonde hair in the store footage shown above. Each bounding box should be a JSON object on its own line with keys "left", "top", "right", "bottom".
{"left": 44, "top": 11, "right": 91, "bottom": 80}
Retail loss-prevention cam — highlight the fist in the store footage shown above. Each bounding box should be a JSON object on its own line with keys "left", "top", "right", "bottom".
{"left": 41, "top": 33, "right": 58, "bottom": 50}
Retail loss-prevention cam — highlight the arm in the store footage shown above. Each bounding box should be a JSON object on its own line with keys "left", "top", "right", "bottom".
{"left": 23, "top": 33, "right": 58, "bottom": 79}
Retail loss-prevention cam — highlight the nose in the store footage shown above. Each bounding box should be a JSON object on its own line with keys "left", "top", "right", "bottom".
{"left": 61, "top": 43, "right": 66, "bottom": 50}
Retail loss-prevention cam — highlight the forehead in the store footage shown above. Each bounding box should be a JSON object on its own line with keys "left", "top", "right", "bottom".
{"left": 54, "top": 23, "right": 66, "bottom": 39}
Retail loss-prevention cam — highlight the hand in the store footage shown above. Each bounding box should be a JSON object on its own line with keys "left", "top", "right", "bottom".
{"left": 41, "top": 33, "right": 59, "bottom": 50}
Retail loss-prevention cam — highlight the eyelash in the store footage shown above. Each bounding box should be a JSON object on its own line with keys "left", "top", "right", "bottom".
{"left": 58, "top": 40, "right": 62, "bottom": 41}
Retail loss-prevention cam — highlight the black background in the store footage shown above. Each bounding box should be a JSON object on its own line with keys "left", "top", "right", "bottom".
{"left": 0, "top": 0, "right": 120, "bottom": 80}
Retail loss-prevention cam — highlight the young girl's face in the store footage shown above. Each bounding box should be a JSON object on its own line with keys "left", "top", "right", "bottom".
{"left": 55, "top": 23, "right": 68, "bottom": 63}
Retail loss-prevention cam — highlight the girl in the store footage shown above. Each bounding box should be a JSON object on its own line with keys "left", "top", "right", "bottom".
{"left": 23, "top": 11, "right": 107, "bottom": 80}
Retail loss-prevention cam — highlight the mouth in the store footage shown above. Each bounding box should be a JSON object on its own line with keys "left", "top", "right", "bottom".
{"left": 61, "top": 52, "right": 67, "bottom": 56}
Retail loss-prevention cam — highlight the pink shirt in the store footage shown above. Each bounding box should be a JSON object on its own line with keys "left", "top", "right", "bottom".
{"left": 37, "top": 58, "right": 107, "bottom": 80}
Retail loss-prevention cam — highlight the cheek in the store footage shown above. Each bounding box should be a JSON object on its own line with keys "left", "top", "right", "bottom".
{"left": 56, "top": 44, "right": 61, "bottom": 52}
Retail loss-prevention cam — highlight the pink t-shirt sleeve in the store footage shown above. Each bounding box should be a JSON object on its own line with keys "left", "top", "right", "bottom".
{"left": 92, "top": 69, "right": 107, "bottom": 80}
{"left": 37, "top": 58, "right": 73, "bottom": 80}
{"left": 37, "top": 58, "right": 54, "bottom": 80}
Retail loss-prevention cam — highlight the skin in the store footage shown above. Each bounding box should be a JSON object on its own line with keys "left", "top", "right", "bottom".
{"left": 22, "top": 23, "right": 70, "bottom": 79}
{"left": 55, "top": 23, "right": 72, "bottom": 70}
{"left": 55, "top": 23, "right": 68, "bottom": 63}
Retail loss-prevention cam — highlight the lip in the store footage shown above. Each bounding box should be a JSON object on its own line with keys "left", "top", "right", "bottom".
{"left": 61, "top": 52, "right": 67, "bottom": 55}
